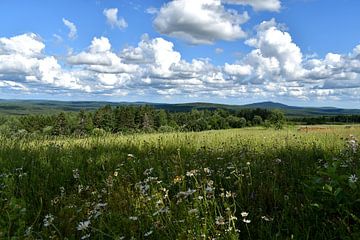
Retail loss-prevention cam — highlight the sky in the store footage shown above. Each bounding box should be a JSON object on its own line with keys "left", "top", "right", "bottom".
{"left": 0, "top": 0, "right": 360, "bottom": 108}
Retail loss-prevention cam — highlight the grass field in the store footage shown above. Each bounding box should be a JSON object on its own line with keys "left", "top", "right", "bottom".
{"left": 1, "top": 125, "right": 359, "bottom": 239}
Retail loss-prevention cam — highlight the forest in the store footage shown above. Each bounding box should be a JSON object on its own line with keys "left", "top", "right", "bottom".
{"left": 0, "top": 105, "right": 286, "bottom": 136}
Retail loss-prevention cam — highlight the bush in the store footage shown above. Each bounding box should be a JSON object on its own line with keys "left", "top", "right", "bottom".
{"left": 158, "top": 125, "right": 175, "bottom": 133}
{"left": 91, "top": 128, "right": 106, "bottom": 136}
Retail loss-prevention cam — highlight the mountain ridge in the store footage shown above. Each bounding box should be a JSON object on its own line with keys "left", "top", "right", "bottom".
{"left": 0, "top": 99, "right": 359, "bottom": 116}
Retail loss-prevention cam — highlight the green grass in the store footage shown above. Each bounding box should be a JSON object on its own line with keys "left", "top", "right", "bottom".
{"left": 1, "top": 126, "right": 359, "bottom": 239}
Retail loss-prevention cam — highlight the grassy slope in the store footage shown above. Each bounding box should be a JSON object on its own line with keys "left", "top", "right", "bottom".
{"left": 0, "top": 126, "right": 359, "bottom": 239}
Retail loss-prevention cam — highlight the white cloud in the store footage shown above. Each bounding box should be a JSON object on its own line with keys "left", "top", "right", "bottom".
{"left": 245, "top": 19, "right": 303, "bottom": 80}
{"left": 0, "top": 80, "right": 29, "bottom": 92}
{"left": 89, "top": 37, "right": 111, "bottom": 53}
{"left": 146, "top": 7, "right": 158, "bottom": 15}
{"left": 224, "top": 63, "right": 253, "bottom": 76}
{"left": 215, "top": 48, "right": 224, "bottom": 54}
{"left": 62, "top": 18, "right": 77, "bottom": 39}
{"left": 103, "top": 8, "right": 128, "bottom": 29}
{"left": 1, "top": 27, "right": 360, "bottom": 104}
{"left": 353, "top": 44, "right": 360, "bottom": 56}
{"left": 53, "top": 34, "right": 63, "bottom": 43}
{"left": 153, "top": 0, "right": 249, "bottom": 44}
{"left": 0, "top": 33, "right": 44, "bottom": 57}
{"left": 68, "top": 37, "right": 138, "bottom": 74}
{"left": 222, "top": 0, "right": 281, "bottom": 12}
{"left": 121, "top": 36, "right": 181, "bottom": 77}
{"left": 0, "top": 33, "right": 90, "bottom": 93}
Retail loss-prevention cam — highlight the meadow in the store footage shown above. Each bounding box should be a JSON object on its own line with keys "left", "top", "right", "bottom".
{"left": 0, "top": 125, "right": 359, "bottom": 239}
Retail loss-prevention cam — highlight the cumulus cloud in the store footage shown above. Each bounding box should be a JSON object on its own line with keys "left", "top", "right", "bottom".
{"left": 222, "top": 0, "right": 281, "bottom": 12}
{"left": 153, "top": 0, "right": 249, "bottom": 44}
{"left": 0, "top": 33, "right": 44, "bottom": 57}
{"left": 62, "top": 18, "right": 77, "bottom": 39}
{"left": 68, "top": 36, "right": 138, "bottom": 74}
{"left": 0, "top": 33, "right": 89, "bottom": 93}
{"left": 122, "top": 36, "right": 182, "bottom": 77}
{"left": 224, "top": 63, "right": 252, "bottom": 76}
{"left": 103, "top": 8, "right": 128, "bottom": 29}
{"left": 245, "top": 19, "right": 303, "bottom": 80}
{"left": 1, "top": 23, "right": 360, "bottom": 103}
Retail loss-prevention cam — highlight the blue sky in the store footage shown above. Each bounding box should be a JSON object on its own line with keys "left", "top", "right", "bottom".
{"left": 0, "top": 0, "right": 359, "bottom": 108}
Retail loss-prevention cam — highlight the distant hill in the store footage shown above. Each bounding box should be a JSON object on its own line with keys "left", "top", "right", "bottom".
{"left": 0, "top": 99, "right": 359, "bottom": 117}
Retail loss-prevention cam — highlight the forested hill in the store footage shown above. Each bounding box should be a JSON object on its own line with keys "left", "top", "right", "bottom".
{"left": 0, "top": 99, "right": 360, "bottom": 117}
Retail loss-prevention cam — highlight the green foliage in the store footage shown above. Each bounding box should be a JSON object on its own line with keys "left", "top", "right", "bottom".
{"left": 0, "top": 105, "right": 300, "bottom": 136}
{"left": 53, "top": 112, "right": 69, "bottom": 135}
{"left": 91, "top": 127, "right": 106, "bottom": 136}
{"left": 252, "top": 115, "right": 263, "bottom": 125}
{"left": 269, "top": 109, "right": 286, "bottom": 130}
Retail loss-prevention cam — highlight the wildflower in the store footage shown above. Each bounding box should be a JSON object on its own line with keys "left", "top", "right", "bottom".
{"left": 243, "top": 219, "right": 251, "bottom": 224}
{"left": 347, "top": 135, "right": 358, "bottom": 153}
{"left": 24, "top": 226, "right": 32, "bottom": 236}
{"left": 246, "top": 162, "right": 251, "bottom": 166}
{"left": 60, "top": 186, "right": 65, "bottom": 197}
{"left": 225, "top": 191, "right": 232, "bottom": 198}
{"left": 274, "top": 158, "right": 282, "bottom": 164}
{"left": 78, "top": 184, "right": 84, "bottom": 194}
{"left": 206, "top": 186, "right": 213, "bottom": 193}
{"left": 43, "top": 214, "right": 54, "bottom": 227}
{"left": 186, "top": 169, "right": 198, "bottom": 177}
{"left": 144, "top": 230, "right": 153, "bottom": 237}
{"left": 229, "top": 215, "right": 237, "bottom": 221}
{"left": 203, "top": 167, "right": 211, "bottom": 174}
{"left": 198, "top": 196, "right": 204, "bottom": 200}
{"left": 215, "top": 216, "right": 225, "bottom": 225}
{"left": 129, "top": 216, "right": 138, "bottom": 221}
{"left": 81, "top": 234, "right": 91, "bottom": 239}
{"left": 261, "top": 216, "right": 273, "bottom": 222}
{"left": 349, "top": 174, "right": 358, "bottom": 183}
{"left": 127, "top": 153, "right": 135, "bottom": 158}
{"left": 188, "top": 208, "right": 199, "bottom": 214}
{"left": 77, "top": 220, "right": 91, "bottom": 231}
{"left": 241, "top": 212, "right": 249, "bottom": 218}
{"left": 176, "top": 189, "right": 196, "bottom": 198}
{"left": 96, "top": 202, "right": 108, "bottom": 208}
{"left": 51, "top": 197, "right": 60, "bottom": 206}
{"left": 72, "top": 169, "right": 80, "bottom": 179}
{"left": 143, "top": 168, "right": 154, "bottom": 176}
{"left": 114, "top": 171, "right": 118, "bottom": 177}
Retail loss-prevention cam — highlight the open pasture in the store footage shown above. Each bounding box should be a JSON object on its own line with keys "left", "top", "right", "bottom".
{"left": 0, "top": 126, "right": 359, "bottom": 239}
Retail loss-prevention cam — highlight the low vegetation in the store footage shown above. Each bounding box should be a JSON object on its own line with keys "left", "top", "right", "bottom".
{"left": 0, "top": 126, "right": 359, "bottom": 239}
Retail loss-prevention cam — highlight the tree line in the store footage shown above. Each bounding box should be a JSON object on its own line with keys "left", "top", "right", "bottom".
{"left": 0, "top": 105, "right": 286, "bottom": 137}
{"left": 292, "top": 115, "right": 360, "bottom": 125}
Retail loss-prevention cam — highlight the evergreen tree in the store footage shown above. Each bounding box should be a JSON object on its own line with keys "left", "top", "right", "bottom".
{"left": 93, "top": 105, "right": 114, "bottom": 132}
{"left": 154, "top": 109, "right": 168, "bottom": 128}
{"left": 53, "top": 112, "right": 68, "bottom": 135}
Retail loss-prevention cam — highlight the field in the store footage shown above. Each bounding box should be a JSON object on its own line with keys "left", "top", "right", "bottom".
{"left": 0, "top": 125, "right": 359, "bottom": 239}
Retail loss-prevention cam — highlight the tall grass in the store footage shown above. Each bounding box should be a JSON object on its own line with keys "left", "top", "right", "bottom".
{"left": 0, "top": 126, "right": 359, "bottom": 239}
